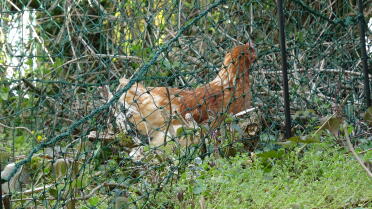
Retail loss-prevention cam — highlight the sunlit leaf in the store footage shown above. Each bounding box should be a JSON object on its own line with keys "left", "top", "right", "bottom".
{"left": 15, "top": 136, "right": 25, "bottom": 145}
{"left": 319, "top": 116, "right": 343, "bottom": 135}
{"left": 224, "top": 116, "right": 234, "bottom": 124}
{"left": 88, "top": 196, "right": 101, "bottom": 206}
{"left": 287, "top": 136, "right": 301, "bottom": 143}
{"left": 287, "top": 135, "right": 320, "bottom": 144}
{"left": 0, "top": 87, "right": 9, "bottom": 101}
{"left": 276, "top": 140, "right": 296, "bottom": 147}
{"left": 48, "top": 188, "right": 58, "bottom": 198}
{"left": 257, "top": 150, "right": 285, "bottom": 159}
{"left": 53, "top": 159, "right": 69, "bottom": 179}
{"left": 176, "top": 127, "right": 195, "bottom": 137}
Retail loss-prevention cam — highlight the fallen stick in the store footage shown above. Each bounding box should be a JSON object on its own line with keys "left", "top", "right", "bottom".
{"left": 234, "top": 107, "right": 257, "bottom": 117}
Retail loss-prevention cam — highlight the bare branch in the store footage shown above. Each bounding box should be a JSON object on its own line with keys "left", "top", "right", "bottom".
{"left": 56, "top": 54, "right": 143, "bottom": 70}
{"left": 21, "top": 184, "right": 54, "bottom": 195}
{"left": 0, "top": 122, "right": 33, "bottom": 135}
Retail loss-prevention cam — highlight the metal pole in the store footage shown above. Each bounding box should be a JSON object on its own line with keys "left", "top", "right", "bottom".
{"left": 0, "top": 161, "right": 2, "bottom": 209}
{"left": 277, "top": 0, "right": 292, "bottom": 138}
{"left": 357, "top": 0, "right": 371, "bottom": 107}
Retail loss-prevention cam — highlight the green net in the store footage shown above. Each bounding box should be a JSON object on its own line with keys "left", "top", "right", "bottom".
{"left": 0, "top": 0, "right": 371, "bottom": 208}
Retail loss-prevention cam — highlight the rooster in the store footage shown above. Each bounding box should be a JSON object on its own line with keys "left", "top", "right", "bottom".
{"left": 110, "top": 43, "right": 256, "bottom": 146}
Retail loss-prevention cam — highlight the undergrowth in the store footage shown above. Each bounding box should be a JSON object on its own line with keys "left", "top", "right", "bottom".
{"left": 154, "top": 142, "right": 372, "bottom": 209}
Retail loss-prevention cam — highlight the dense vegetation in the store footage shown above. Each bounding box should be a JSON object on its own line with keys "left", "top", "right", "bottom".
{"left": 0, "top": 0, "right": 371, "bottom": 208}
{"left": 156, "top": 142, "right": 372, "bottom": 208}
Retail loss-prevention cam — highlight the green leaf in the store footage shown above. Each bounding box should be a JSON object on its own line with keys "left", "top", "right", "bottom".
{"left": 0, "top": 87, "right": 9, "bottom": 101}
{"left": 193, "top": 184, "right": 205, "bottom": 195}
{"left": 176, "top": 127, "right": 195, "bottom": 137}
{"left": 224, "top": 116, "right": 234, "bottom": 124}
{"left": 302, "top": 135, "right": 320, "bottom": 143}
{"left": 71, "top": 176, "right": 87, "bottom": 189}
{"left": 287, "top": 136, "right": 301, "bottom": 143}
{"left": 257, "top": 150, "right": 285, "bottom": 159}
{"left": 88, "top": 196, "right": 101, "bottom": 206}
{"left": 287, "top": 134, "right": 320, "bottom": 144}
{"left": 115, "top": 196, "right": 129, "bottom": 209}
{"left": 0, "top": 151, "right": 10, "bottom": 163}
{"left": 48, "top": 188, "right": 58, "bottom": 198}
{"left": 53, "top": 159, "right": 69, "bottom": 179}
{"left": 92, "top": 142, "right": 102, "bottom": 159}
{"left": 162, "top": 59, "right": 172, "bottom": 69}
{"left": 15, "top": 136, "right": 26, "bottom": 145}
{"left": 25, "top": 59, "right": 33, "bottom": 66}
{"left": 363, "top": 106, "right": 372, "bottom": 126}
{"left": 231, "top": 123, "right": 243, "bottom": 135}
{"left": 319, "top": 116, "right": 343, "bottom": 135}
{"left": 347, "top": 125, "right": 354, "bottom": 135}
{"left": 276, "top": 140, "right": 297, "bottom": 147}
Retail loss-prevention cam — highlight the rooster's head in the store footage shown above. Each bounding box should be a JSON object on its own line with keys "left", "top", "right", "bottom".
{"left": 223, "top": 42, "right": 256, "bottom": 74}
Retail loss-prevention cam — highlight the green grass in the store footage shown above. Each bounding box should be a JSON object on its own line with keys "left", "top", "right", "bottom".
{"left": 155, "top": 143, "right": 372, "bottom": 209}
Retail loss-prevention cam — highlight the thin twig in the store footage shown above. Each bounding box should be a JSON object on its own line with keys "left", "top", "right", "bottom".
{"left": 95, "top": 54, "right": 143, "bottom": 61}
{"left": 78, "top": 36, "right": 119, "bottom": 79}
{"left": 21, "top": 78, "right": 42, "bottom": 95}
{"left": 358, "top": 148, "right": 372, "bottom": 155}
{"left": 178, "top": 0, "right": 182, "bottom": 29}
{"left": 17, "top": 184, "right": 54, "bottom": 196}
{"left": 10, "top": 182, "right": 128, "bottom": 202}
{"left": 5, "top": 0, "right": 20, "bottom": 10}
{"left": 345, "top": 131, "right": 372, "bottom": 178}
{"left": 259, "top": 68, "right": 371, "bottom": 78}
{"left": 55, "top": 54, "right": 142, "bottom": 71}
{"left": 11, "top": 198, "right": 55, "bottom": 202}
{"left": 0, "top": 122, "right": 33, "bottom": 135}
{"left": 216, "top": 26, "right": 243, "bottom": 44}
{"left": 65, "top": 0, "right": 81, "bottom": 72}
{"left": 28, "top": 20, "right": 55, "bottom": 65}
{"left": 73, "top": 184, "right": 103, "bottom": 200}
{"left": 68, "top": 182, "right": 128, "bottom": 202}
{"left": 163, "top": 88, "right": 173, "bottom": 144}
{"left": 250, "top": 3, "right": 253, "bottom": 34}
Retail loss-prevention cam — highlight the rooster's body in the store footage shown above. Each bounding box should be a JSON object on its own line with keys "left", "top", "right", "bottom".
{"left": 113, "top": 43, "right": 256, "bottom": 146}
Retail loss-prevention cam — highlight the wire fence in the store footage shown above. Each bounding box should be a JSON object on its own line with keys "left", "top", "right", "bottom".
{"left": 0, "top": 0, "right": 371, "bottom": 208}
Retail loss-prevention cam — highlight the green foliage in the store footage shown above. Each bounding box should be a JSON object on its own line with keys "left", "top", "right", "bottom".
{"left": 0, "top": 86, "right": 9, "bottom": 101}
{"left": 155, "top": 142, "right": 372, "bottom": 208}
{"left": 1, "top": 0, "right": 371, "bottom": 208}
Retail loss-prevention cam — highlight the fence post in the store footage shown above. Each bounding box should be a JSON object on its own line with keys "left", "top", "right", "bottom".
{"left": 276, "top": 0, "right": 292, "bottom": 138}
{"left": 357, "top": 0, "right": 371, "bottom": 107}
{"left": 0, "top": 161, "right": 2, "bottom": 209}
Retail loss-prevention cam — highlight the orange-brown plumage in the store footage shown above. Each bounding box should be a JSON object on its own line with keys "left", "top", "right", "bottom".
{"left": 114, "top": 43, "right": 256, "bottom": 145}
